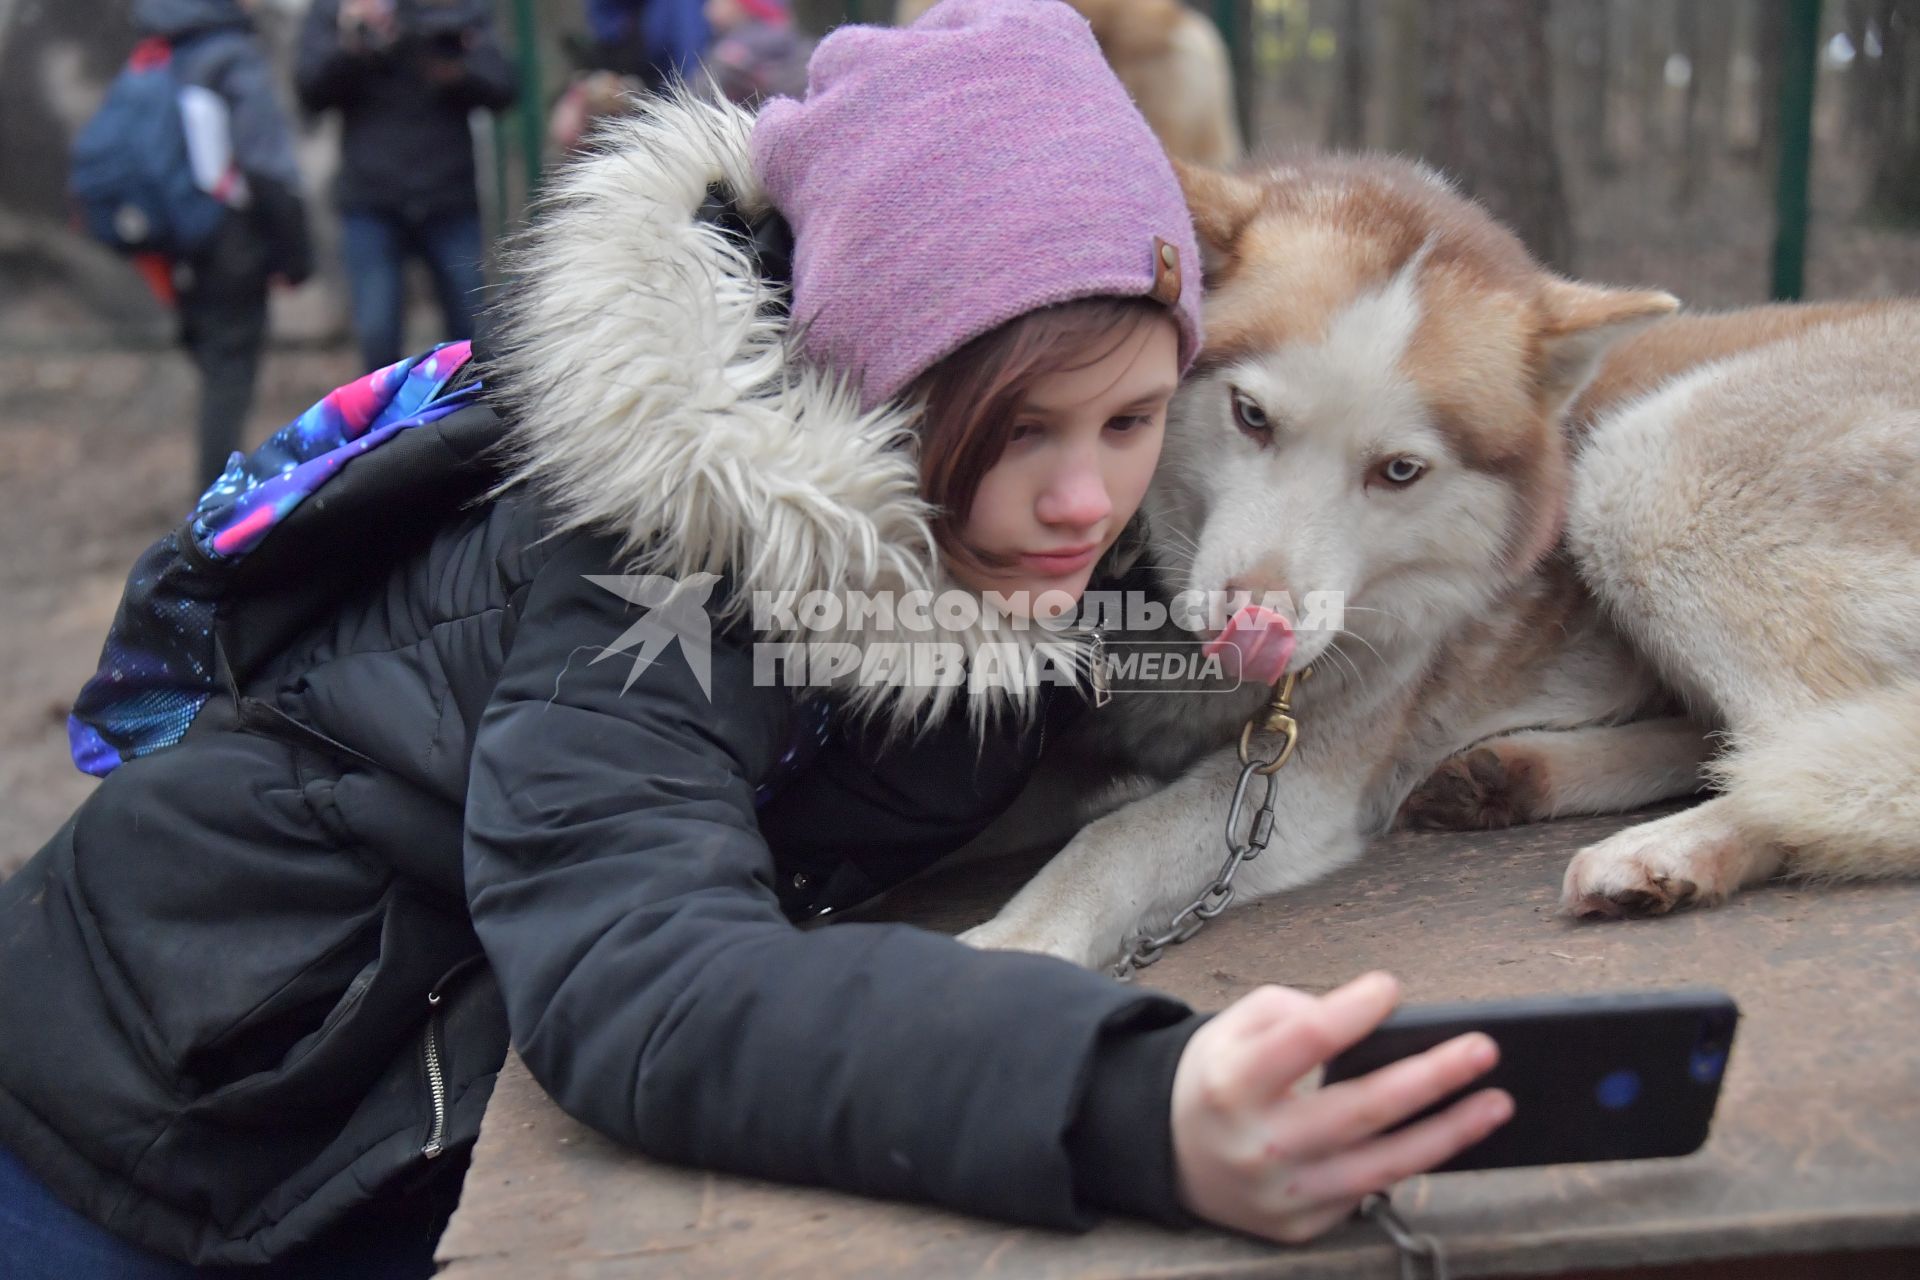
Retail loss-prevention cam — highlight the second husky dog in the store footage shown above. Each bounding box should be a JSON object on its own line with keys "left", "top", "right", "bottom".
{"left": 962, "top": 157, "right": 1920, "bottom": 969}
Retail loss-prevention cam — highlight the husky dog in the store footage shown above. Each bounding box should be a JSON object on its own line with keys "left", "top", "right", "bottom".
{"left": 961, "top": 156, "right": 1920, "bottom": 969}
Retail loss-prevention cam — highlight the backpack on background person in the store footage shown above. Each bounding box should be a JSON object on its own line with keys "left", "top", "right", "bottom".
{"left": 69, "top": 36, "right": 247, "bottom": 268}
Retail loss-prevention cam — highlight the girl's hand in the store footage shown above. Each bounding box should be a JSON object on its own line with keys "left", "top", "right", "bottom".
{"left": 1171, "top": 972, "right": 1512, "bottom": 1244}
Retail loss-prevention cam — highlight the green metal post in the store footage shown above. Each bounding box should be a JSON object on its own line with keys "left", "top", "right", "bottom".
{"left": 511, "top": 0, "right": 544, "bottom": 216}
{"left": 1212, "top": 0, "right": 1253, "bottom": 150}
{"left": 1771, "top": 0, "right": 1823, "bottom": 301}
{"left": 1213, "top": 0, "right": 1238, "bottom": 49}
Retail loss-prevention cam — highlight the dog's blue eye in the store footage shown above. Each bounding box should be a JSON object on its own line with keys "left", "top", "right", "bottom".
{"left": 1380, "top": 456, "right": 1426, "bottom": 486}
{"left": 1230, "top": 389, "right": 1270, "bottom": 439}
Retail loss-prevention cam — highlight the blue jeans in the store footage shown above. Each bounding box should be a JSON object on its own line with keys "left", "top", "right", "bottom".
{"left": 0, "top": 1144, "right": 452, "bottom": 1279}
{"left": 339, "top": 208, "right": 486, "bottom": 374}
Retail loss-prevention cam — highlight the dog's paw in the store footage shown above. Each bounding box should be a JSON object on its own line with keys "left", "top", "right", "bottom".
{"left": 1560, "top": 806, "right": 1761, "bottom": 920}
{"left": 1396, "top": 745, "right": 1546, "bottom": 832}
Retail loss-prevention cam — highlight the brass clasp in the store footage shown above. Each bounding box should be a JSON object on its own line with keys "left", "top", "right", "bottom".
{"left": 1237, "top": 666, "right": 1311, "bottom": 776}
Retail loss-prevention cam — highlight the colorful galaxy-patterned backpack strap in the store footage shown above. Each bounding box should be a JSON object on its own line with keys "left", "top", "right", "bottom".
{"left": 67, "top": 342, "right": 478, "bottom": 777}
{"left": 65, "top": 528, "right": 215, "bottom": 777}
{"left": 192, "top": 341, "right": 477, "bottom": 561}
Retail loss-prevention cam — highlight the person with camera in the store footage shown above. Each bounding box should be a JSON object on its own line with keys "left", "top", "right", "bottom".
{"left": 296, "top": 0, "right": 515, "bottom": 373}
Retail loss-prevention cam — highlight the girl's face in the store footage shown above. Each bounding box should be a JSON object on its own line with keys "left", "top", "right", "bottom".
{"left": 950, "top": 317, "right": 1179, "bottom": 608}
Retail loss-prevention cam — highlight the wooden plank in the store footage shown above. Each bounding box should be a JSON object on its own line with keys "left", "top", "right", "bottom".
{"left": 438, "top": 809, "right": 1920, "bottom": 1277}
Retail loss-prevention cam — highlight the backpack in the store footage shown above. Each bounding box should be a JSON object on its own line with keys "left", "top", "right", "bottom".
{"left": 69, "top": 36, "right": 232, "bottom": 258}
{"left": 68, "top": 342, "right": 496, "bottom": 777}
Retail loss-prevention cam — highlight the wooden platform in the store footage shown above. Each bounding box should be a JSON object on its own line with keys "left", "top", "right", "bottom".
{"left": 437, "top": 810, "right": 1920, "bottom": 1278}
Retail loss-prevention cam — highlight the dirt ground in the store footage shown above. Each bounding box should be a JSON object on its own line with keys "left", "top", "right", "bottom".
{"left": 2, "top": 163, "right": 1918, "bottom": 879}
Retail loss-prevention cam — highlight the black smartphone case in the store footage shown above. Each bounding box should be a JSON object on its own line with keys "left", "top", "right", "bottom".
{"left": 1323, "top": 988, "right": 1739, "bottom": 1172}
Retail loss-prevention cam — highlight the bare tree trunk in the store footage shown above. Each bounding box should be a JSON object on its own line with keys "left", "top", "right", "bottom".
{"left": 1557, "top": 0, "right": 1615, "bottom": 175}
{"left": 1869, "top": 0, "right": 1920, "bottom": 221}
{"left": 1383, "top": 0, "right": 1425, "bottom": 152}
{"left": 1675, "top": 0, "right": 1708, "bottom": 208}
{"left": 1753, "top": 0, "right": 1786, "bottom": 175}
{"left": 1610, "top": 0, "right": 1647, "bottom": 167}
{"left": 1693, "top": 0, "right": 1736, "bottom": 154}
{"left": 1644, "top": 0, "right": 1675, "bottom": 162}
{"left": 1844, "top": 0, "right": 1880, "bottom": 138}
{"left": 1327, "top": 0, "right": 1372, "bottom": 148}
{"left": 1423, "top": 0, "right": 1576, "bottom": 270}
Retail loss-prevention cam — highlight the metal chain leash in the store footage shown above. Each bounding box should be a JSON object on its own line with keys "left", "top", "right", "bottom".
{"left": 1361, "top": 1193, "right": 1450, "bottom": 1280}
{"left": 1101, "top": 666, "right": 1447, "bottom": 1277}
{"left": 1111, "top": 669, "right": 1309, "bottom": 981}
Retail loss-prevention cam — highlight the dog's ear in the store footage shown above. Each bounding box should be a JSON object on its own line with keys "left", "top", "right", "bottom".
{"left": 1534, "top": 278, "right": 1679, "bottom": 410}
{"left": 1173, "top": 161, "right": 1262, "bottom": 284}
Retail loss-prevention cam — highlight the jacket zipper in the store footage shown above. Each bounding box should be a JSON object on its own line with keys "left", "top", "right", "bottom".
{"left": 419, "top": 956, "right": 486, "bottom": 1161}
{"left": 421, "top": 990, "right": 448, "bottom": 1159}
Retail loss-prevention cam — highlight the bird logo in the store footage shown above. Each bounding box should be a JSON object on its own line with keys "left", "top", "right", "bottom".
{"left": 583, "top": 572, "right": 723, "bottom": 699}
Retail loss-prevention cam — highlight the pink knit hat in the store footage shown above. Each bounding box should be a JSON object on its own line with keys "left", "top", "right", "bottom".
{"left": 749, "top": 0, "right": 1204, "bottom": 411}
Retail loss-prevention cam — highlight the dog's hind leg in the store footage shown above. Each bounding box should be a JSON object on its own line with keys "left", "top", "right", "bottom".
{"left": 1561, "top": 795, "right": 1782, "bottom": 918}
{"left": 1709, "top": 679, "right": 1920, "bottom": 882}
{"left": 1396, "top": 717, "right": 1711, "bottom": 832}
{"left": 1564, "top": 681, "right": 1920, "bottom": 918}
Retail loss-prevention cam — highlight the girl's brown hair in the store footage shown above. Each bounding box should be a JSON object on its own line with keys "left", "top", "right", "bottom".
{"left": 912, "top": 296, "right": 1170, "bottom": 571}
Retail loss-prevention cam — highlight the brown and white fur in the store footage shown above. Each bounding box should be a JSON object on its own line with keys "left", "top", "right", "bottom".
{"left": 894, "top": 0, "right": 1242, "bottom": 166}
{"left": 960, "top": 156, "right": 1920, "bottom": 968}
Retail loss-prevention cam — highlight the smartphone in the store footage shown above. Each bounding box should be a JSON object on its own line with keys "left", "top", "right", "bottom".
{"left": 1323, "top": 987, "right": 1739, "bottom": 1172}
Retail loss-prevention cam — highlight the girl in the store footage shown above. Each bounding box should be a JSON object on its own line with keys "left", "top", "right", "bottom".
{"left": 0, "top": 2, "right": 1509, "bottom": 1274}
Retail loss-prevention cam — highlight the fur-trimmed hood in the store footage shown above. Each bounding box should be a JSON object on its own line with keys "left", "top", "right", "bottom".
{"left": 489, "top": 92, "right": 1094, "bottom": 731}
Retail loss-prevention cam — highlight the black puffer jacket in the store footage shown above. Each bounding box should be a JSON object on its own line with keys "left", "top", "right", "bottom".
{"left": 0, "top": 95, "right": 1203, "bottom": 1266}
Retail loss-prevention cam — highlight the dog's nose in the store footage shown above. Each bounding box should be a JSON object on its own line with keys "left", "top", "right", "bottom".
{"left": 1223, "top": 567, "right": 1290, "bottom": 608}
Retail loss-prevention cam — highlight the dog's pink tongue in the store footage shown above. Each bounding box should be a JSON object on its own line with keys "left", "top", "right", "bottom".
{"left": 1203, "top": 605, "right": 1296, "bottom": 685}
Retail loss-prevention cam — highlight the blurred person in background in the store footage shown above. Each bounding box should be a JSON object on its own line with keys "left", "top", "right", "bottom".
{"left": 130, "top": 0, "right": 313, "bottom": 487}
{"left": 580, "top": 0, "right": 709, "bottom": 87}
{"left": 549, "top": 69, "right": 645, "bottom": 158}
{"left": 548, "top": 1, "right": 716, "bottom": 162}
{"left": 295, "top": 0, "right": 516, "bottom": 373}
{"left": 703, "top": 0, "right": 810, "bottom": 106}
{"left": 545, "top": 68, "right": 645, "bottom": 157}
